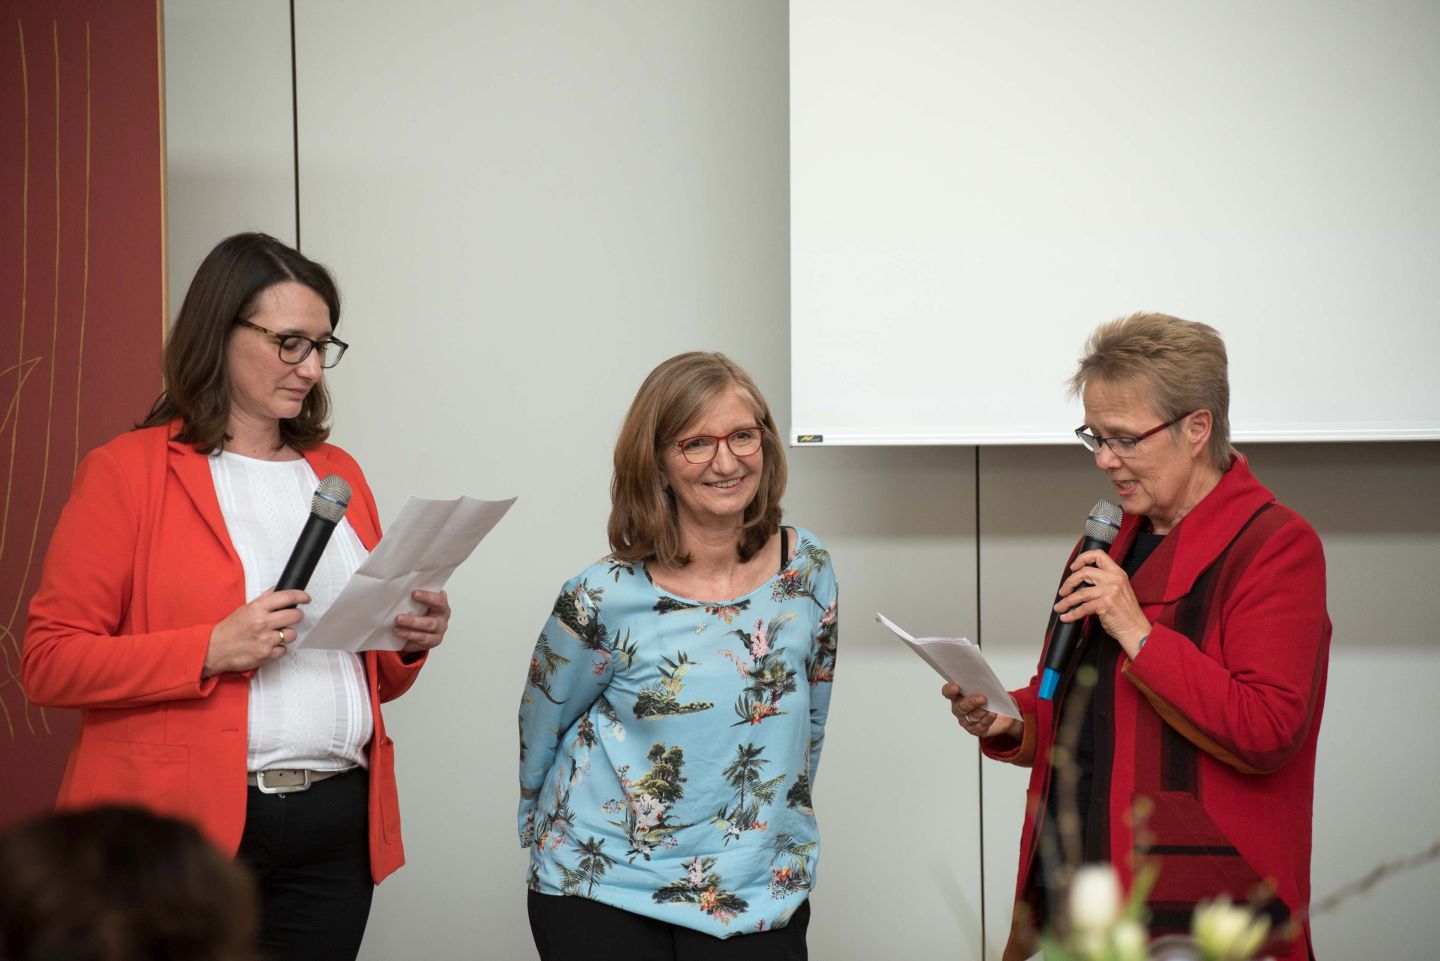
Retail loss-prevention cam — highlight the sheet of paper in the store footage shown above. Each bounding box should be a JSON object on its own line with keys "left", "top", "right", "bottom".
{"left": 296, "top": 495, "right": 517, "bottom": 652}
{"left": 875, "top": 612, "right": 1020, "bottom": 719}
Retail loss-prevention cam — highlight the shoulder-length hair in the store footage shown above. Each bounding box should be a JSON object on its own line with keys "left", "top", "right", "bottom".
{"left": 1068, "top": 311, "right": 1236, "bottom": 470}
{"left": 609, "top": 352, "right": 786, "bottom": 567}
{"left": 138, "top": 232, "right": 341, "bottom": 453}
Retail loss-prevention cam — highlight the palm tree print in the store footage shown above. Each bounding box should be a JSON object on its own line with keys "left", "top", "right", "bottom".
{"left": 770, "top": 539, "right": 832, "bottom": 611}
{"left": 714, "top": 743, "right": 785, "bottom": 843}
{"left": 553, "top": 581, "right": 609, "bottom": 654}
{"left": 610, "top": 742, "right": 691, "bottom": 861}
{"left": 610, "top": 626, "right": 639, "bottom": 670}
{"left": 594, "top": 694, "right": 627, "bottom": 742}
{"left": 767, "top": 833, "right": 816, "bottom": 898}
{"left": 604, "top": 555, "right": 636, "bottom": 582}
{"left": 652, "top": 855, "right": 749, "bottom": 925}
{"left": 558, "top": 836, "right": 617, "bottom": 897}
{"left": 653, "top": 595, "right": 752, "bottom": 623}
{"left": 526, "top": 633, "right": 571, "bottom": 705}
{"left": 785, "top": 771, "right": 812, "bottom": 813}
{"left": 810, "top": 599, "right": 838, "bottom": 685}
{"left": 634, "top": 652, "right": 714, "bottom": 719}
{"left": 719, "top": 612, "right": 799, "bottom": 726}
{"left": 533, "top": 759, "right": 579, "bottom": 850}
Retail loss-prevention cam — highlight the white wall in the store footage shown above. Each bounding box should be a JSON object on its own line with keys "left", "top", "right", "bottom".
{"left": 162, "top": 0, "right": 294, "bottom": 309}
{"left": 165, "top": 2, "right": 1440, "bottom": 959}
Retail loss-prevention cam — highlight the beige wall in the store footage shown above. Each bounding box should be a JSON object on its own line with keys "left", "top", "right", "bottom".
{"left": 165, "top": 2, "right": 1440, "bottom": 958}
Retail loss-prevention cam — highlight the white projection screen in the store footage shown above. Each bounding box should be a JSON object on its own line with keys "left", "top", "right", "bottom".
{"left": 790, "top": 0, "right": 1440, "bottom": 446}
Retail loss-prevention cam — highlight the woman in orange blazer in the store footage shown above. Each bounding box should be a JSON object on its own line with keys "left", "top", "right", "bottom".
{"left": 23, "top": 233, "right": 450, "bottom": 961}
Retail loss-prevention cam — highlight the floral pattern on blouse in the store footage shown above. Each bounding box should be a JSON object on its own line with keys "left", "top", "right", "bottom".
{"left": 518, "top": 528, "right": 837, "bottom": 938}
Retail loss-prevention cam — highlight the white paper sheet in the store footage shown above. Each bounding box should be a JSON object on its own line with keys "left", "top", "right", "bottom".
{"left": 875, "top": 612, "right": 1020, "bottom": 720}
{"left": 296, "top": 495, "right": 517, "bottom": 652}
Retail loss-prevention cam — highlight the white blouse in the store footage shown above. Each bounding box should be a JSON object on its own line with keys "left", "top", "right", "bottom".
{"left": 209, "top": 451, "right": 373, "bottom": 772}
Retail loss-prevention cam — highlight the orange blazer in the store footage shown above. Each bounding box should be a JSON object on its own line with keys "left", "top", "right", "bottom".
{"left": 23, "top": 423, "right": 424, "bottom": 883}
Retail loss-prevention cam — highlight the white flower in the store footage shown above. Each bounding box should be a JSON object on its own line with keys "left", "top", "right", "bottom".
{"left": 685, "top": 855, "right": 705, "bottom": 888}
{"left": 1111, "top": 919, "right": 1148, "bottom": 961}
{"left": 1192, "top": 897, "right": 1269, "bottom": 961}
{"left": 631, "top": 793, "right": 666, "bottom": 831}
{"left": 1071, "top": 927, "right": 1110, "bottom": 961}
{"left": 1068, "top": 865, "right": 1123, "bottom": 933}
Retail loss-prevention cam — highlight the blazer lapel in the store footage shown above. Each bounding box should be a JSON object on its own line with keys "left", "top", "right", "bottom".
{"left": 167, "top": 433, "right": 241, "bottom": 563}
{"left": 1127, "top": 457, "right": 1275, "bottom": 606}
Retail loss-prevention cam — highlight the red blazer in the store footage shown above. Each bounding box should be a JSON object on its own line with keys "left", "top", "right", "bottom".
{"left": 23, "top": 423, "right": 424, "bottom": 883}
{"left": 984, "top": 457, "right": 1330, "bottom": 961}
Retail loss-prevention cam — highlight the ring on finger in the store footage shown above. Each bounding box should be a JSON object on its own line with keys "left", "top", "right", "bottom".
{"left": 276, "top": 628, "right": 287, "bottom": 646}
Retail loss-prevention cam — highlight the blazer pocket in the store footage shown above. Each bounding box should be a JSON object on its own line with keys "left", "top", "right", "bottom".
{"left": 1136, "top": 791, "right": 1290, "bottom": 935}
{"left": 87, "top": 741, "right": 191, "bottom": 817}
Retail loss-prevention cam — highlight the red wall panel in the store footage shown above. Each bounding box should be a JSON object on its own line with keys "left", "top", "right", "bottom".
{"left": 1, "top": 0, "right": 166, "bottom": 828}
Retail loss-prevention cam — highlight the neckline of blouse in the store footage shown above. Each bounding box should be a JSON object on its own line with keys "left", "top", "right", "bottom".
{"left": 638, "top": 540, "right": 800, "bottom": 608}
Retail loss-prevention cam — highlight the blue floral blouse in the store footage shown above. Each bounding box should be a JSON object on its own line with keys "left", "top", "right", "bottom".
{"left": 517, "top": 528, "right": 838, "bottom": 938}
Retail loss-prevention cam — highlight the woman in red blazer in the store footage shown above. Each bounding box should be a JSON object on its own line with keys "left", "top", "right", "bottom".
{"left": 23, "top": 233, "right": 450, "bottom": 961}
{"left": 943, "top": 313, "right": 1330, "bottom": 961}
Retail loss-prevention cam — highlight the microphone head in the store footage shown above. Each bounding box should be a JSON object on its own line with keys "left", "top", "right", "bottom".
{"left": 1084, "top": 499, "right": 1123, "bottom": 545}
{"left": 311, "top": 474, "right": 352, "bottom": 523}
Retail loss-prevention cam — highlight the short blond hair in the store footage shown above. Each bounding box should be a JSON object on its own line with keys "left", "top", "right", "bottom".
{"left": 1069, "top": 312, "right": 1235, "bottom": 469}
{"left": 609, "top": 352, "right": 786, "bottom": 567}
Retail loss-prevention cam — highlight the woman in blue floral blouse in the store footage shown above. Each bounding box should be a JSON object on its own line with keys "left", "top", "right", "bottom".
{"left": 518, "top": 352, "right": 838, "bottom": 960}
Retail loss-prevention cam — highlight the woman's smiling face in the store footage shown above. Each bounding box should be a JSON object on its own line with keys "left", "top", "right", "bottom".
{"left": 661, "top": 387, "right": 765, "bottom": 530}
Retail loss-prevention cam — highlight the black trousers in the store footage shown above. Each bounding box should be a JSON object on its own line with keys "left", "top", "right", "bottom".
{"left": 237, "top": 768, "right": 375, "bottom": 961}
{"left": 527, "top": 890, "right": 810, "bottom": 961}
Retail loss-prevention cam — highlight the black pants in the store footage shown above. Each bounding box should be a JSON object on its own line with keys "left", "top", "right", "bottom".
{"left": 237, "top": 769, "right": 374, "bottom": 961}
{"left": 527, "top": 890, "right": 810, "bottom": 961}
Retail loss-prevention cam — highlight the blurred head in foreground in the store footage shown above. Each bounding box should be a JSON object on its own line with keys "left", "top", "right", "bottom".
{"left": 0, "top": 805, "right": 258, "bottom": 961}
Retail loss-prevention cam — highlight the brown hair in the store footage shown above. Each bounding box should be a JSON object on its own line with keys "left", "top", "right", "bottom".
{"left": 609, "top": 352, "right": 786, "bottom": 567}
{"left": 1069, "top": 311, "right": 1235, "bottom": 469}
{"left": 138, "top": 232, "right": 340, "bottom": 453}
{"left": 0, "top": 805, "right": 258, "bottom": 961}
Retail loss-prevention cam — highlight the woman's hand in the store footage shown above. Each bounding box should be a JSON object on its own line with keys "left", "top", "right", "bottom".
{"left": 1054, "top": 549, "right": 1151, "bottom": 658}
{"left": 203, "top": 588, "right": 309, "bottom": 678}
{"left": 395, "top": 589, "right": 450, "bottom": 655}
{"left": 942, "top": 684, "right": 1021, "bottom": 741}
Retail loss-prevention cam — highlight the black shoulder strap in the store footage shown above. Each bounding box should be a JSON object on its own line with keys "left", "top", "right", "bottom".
{"left": 779, "top": 527, "right": 790, "bottom": 572}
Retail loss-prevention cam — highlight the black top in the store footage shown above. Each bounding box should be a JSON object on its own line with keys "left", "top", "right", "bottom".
{"left": 1035, "top": 527, "right": 1165, "bottom": 904}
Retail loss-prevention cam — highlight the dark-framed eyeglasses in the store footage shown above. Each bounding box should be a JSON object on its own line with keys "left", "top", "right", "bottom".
{"left": 1074, "top": 412, "right": 1194, "bottom": 456}
{"left": 673, "top": 427, "right": 765, "bottom": 464}
{"left": 235, "top": 319, "right": 349, "bottom": 369}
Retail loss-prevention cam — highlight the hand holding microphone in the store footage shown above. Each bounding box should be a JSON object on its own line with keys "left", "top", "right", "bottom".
{"left": 1053, "top": 550, "right": 1152, "bottom": 660}
{"left": 1038, "top": 499, "right": 1124, "bottom": 700}
{"left": 203, "top": 475, "right": 351, "bottom": 677}
{"left": 203, "top": 588, "right": 311, "bottom": 678}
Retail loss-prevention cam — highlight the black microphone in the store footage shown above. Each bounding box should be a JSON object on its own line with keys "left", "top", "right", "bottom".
{"left": 1038, "top": 498, "right": 1122, "bottom": 701}
{"left": 275, "top": 474, "right": 353, "bottom": 592}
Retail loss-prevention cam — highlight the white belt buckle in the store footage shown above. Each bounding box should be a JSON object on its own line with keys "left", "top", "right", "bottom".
{"left": 255, "top": 769, "right": 312, "bottom": 794}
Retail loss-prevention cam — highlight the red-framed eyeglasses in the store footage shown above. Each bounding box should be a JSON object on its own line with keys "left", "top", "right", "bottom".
{"left": 673, "top": 427, "right": 765, "bottom": 464}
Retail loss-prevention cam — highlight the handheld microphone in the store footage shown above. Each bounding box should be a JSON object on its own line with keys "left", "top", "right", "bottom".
{"left": 1038, "top": 499, "right": 1122, "bottom": 701}
{"left": 275, "top": 474, "right": 353, "bottom": 592}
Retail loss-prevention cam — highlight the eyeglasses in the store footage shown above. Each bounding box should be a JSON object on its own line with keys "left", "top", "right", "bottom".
{"left": 673, "top": 427, "right": 765, "bottom": 464}
{"left": 236, "top": 320, "right": 349, "bottom": 369}
{"left": 1075, "top": 412, "right": 1194, "bottom": 456}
